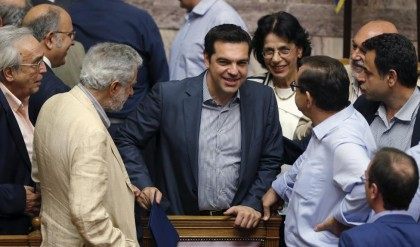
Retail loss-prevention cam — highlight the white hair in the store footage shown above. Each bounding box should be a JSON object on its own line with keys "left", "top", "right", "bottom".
{"left": 0, "top": 0, "right": 32, "bottom": 26}
{"left": 80, "top": 42, "right": 143, "bottom": 90}
{"left": 0, "top": 25, "right": 33, "bottom": 71}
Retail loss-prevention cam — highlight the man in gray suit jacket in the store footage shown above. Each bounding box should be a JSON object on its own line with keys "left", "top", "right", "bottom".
{"left": 116, "top": 24, "right": 283, "bottom": 229}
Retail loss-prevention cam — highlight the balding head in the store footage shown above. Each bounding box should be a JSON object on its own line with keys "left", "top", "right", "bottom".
{"left": 0, "top": 0, "right": 32, "bottom": 26}
{"left": 22, "top": 4, "right": 74, "bottom": 67}
{"left": 355, "top": 20, "right": 398, "bottom": 46}
{"left": 350, "top": 20, "right": 398, "bottom": 86}
{"left": 366, "top": 147, "right": 418, "bottom": 212}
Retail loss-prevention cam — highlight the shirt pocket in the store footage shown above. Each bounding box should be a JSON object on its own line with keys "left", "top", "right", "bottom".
{"left": 292, "top": 162, "right": 325, "bottom": 201}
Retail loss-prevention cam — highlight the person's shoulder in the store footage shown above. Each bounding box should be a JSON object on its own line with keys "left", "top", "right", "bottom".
{"left": 212, "top": 0, "right": 239, "bottom": 12}
{"left": 207, "top": 0, "right": 244, "bottom": 22}
{"left": 243, "top": 79, "right": 271, "bottom": 91}
{"left": 156, "top": 75, "right": 203, "bottom": 93}
{"left": 341, "top": 223, "right": 381, "bottom": 240}
{"left": 46, "top": 71, "right": 70, "bottom": 91}
{"left": 105, "top": 0, "right": 154, "bottom": 20}
{"left": 241, "top": 80, "right": 274, "bottom": 100}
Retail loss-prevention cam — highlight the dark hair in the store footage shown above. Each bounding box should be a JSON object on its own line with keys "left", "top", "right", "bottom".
{"left": 362, "top": 33, "right": 418, "bottom": 88}
{"left": 298, "top": 55, "right": 349, "bottom": 111}
{"left": 252, "top": 11, "right": 311, "bottom": 69}
{"left": 368, "top": 147, "right": 419, "bottom": 210}
{"left": 204, "top": 24, "right": 251, "bottom": 58}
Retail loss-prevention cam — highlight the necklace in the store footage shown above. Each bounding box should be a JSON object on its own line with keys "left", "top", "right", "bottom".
{"left": 273, "top": 85, "right": 295, "bottom": 100}
{"left": 266, "top": 74, "right": 296, "bottom": 100}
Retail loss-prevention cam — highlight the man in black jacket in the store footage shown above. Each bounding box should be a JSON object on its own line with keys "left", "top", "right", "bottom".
{"left": 353, "top": 33, "right": 419, "bottom": 150}
{"left": 22, "top": 4, "right": 72, "bottom": 123}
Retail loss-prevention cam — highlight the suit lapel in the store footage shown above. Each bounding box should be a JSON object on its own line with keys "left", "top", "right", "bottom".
{"left": 238, "top": 83, "right": 253, "bottom": 189}
{"left": 183, "top": 75, "right": 204, "bottom": 186}
{"left": 0, "top": 92, "right": 31, "bottom": 169}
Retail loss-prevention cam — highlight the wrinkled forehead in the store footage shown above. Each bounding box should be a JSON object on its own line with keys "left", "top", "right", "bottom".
{"left": 14, "top": 35, "right": 43, "bottom": 62}
{"left": 58, "top": 10, "right": 74, "bottom": 30}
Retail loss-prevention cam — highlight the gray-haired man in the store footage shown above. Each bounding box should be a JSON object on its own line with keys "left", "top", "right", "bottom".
{"left": 33, "top": 43, "right": 142, "bottom": 246}
{"left": 0, "top": 26, "right": 45, "bottom": 234}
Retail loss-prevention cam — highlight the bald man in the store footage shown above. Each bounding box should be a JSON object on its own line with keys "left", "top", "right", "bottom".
{"left": 22, "top": 4, "right": 73, "bottom": 123}
{"left": 348, "top": 20, "right": 398, "bottom": 102}
{"left": 0, "top": 0, "right": 31, "bottom": 26}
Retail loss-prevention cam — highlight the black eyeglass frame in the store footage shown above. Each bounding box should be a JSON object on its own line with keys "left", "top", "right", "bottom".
{"left": 290, "top": 81, "right": 304, "bottom": 92}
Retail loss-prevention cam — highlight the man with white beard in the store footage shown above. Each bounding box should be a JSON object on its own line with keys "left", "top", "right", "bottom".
{"left": 33, "top": 43, "right": 143, "bottom": 246}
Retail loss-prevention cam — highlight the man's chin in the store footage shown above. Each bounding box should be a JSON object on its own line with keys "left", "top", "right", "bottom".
{"left": 31, "top": 86, "right": 41, "bottom": 95}
{"left": 103, "top": 102, "right": 125, "bottom": 112}
{"left": 104, "top": 105, "right": 123, "bottom": 112}
{"left": 363, "top": 92, "right": 378, "bottom": 101}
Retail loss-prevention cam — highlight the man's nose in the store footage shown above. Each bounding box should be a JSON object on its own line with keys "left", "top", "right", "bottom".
{"left": 227, "top": 64, "right": 239, "bottom": 75}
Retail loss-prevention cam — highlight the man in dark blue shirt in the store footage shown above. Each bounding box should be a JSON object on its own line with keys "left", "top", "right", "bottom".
{"left": 69, "top": 0, "right": 169, "bottom": 136}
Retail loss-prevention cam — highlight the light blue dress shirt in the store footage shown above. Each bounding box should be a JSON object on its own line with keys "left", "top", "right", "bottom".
{"left": 272, "top": 105, "right": 377, "bottom": 246}
{"left": 367, "top": 210, "right": 413, "bottom": 223}
{"left": 405, "top": 143, "right": 420, "bottom": 222}
{"left": 198, "top": 75, "right": 241, "bottom": 210}
{"left": 169, "top": 0, "right": 247, "bottom": 81}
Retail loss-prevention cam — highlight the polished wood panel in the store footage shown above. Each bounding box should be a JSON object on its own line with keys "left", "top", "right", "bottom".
{"left": 0, "top": 215, "right": 283, "bottom": 246}
{"left": 142, "top": 215, "right": 283, "bottom": 247}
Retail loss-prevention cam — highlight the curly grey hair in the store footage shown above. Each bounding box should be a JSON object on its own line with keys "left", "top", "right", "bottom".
{"left": 80, "top": 42, "right": 143, "bottom": 90}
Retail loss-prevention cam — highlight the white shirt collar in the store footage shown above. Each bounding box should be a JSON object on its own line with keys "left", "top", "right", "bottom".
{"left": 43, "top": 56, "right": 52, "bottom": 69}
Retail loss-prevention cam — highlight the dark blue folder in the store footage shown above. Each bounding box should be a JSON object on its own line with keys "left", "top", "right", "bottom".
{"left": 148, "top": 202, "right": 179, "bottom": 247}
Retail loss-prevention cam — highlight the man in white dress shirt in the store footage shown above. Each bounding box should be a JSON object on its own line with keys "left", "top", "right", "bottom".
{"left": 262, "top": 55, "right": 377, "bottom": 246}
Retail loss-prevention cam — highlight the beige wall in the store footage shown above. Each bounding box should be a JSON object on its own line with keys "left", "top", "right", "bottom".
{"left": 126, "top": 0, "right": 417, "bottom": 74}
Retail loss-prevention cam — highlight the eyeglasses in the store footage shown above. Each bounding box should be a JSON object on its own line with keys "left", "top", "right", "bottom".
{"left": 290, "top": 81, "right": 303, "bottom": 92}
{"left": 19, "top": 59, "right": 44, "bottom": 71}
{"left": 53, "top": 30, "right": 76, "bottom": 40}
{"left": 262, "top": 47, "right": 294, "bottom": 59}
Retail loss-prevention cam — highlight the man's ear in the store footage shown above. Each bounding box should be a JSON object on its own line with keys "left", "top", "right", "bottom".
{"left": 43, "top": 32, "right": 55, "bottom": 50}
{"left": 204, "top": 52, "right": 210, "bottom": 69}
{"left": 387, "top": 69, "right": 397, "bottom": 88}
{"left": 108, "top": 80, "right": 120, "bottom": 96}
{"left": 369, "top": 183, "right": 380, "bottom": 200}
{"left": 2, "top": 67, "right": 15, "bottom": 82}
{"left": 0, "top": 17, "right": 3, "bottom": 27}
{"left": 305, "top": 91, "right": 313, "bottom": 108}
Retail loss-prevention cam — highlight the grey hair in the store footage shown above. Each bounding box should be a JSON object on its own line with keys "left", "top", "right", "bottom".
{"left": 80, "top": 42, "right": 143, "bottom": 90}
{"left": 23, "top": 8, "right": 60, "bottom": 41}
{"left": 0, "top": 25, "right": 33, "bottom": 71}
{"left": 0, "top": 0, "right": 32, "bottom": 26}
